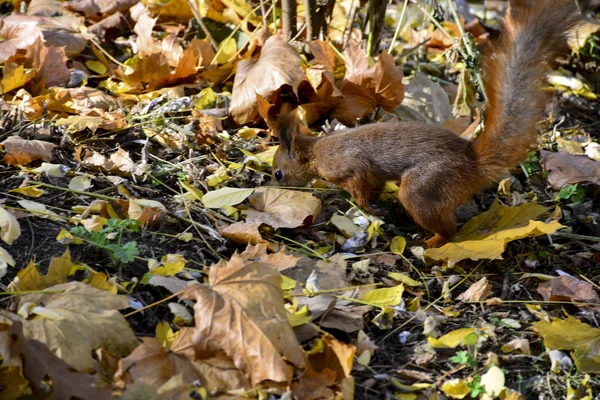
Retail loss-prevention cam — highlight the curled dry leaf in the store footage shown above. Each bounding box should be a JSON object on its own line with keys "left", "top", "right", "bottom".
{"left": 331, "top": 44, "right": 404, "bottom": 126}
{"left": 230, "top": 35, "right": 306, "bottom": 124}
{"left": 15, "top": 281, "right": 139, "bottom": 373}
{"left": 1, "top": 136, "right": 56, "bottom": 166}
{"left": 182, "top": 253, "right": 305, "bottom": 386}
{"left": 537, "top": 275, "right": 599, "bottom": 303}
{"left": 240, "top": 243, "right": 300, "bottom": 271}
{"left": 456, "top": 277, "right": 493, "bottom": 302}
{"left": 540, "top": 150, "right": 600, "bottom": 189}
{"left": 245, "top": 187, "right": 322, "bottom": 229}
{"left": 219, "top": 221, "right": 267, "bottom": 247}
{"left": 0, "top": 206, "right": 21, "bottom": 245}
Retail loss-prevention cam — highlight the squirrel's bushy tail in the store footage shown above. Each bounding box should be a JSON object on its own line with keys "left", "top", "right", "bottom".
{"left": 473, "top": 0, "right": 589, "bottom": 180}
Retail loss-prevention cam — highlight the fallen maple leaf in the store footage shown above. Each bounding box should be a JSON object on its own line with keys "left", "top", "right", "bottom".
{"left": 245, "top": 187, "right": 322, "bottom": 229}
{"left": 533, "top": 316, "right": 600, "bottom": 373}
{"left": 0, "top": 14, "right": 44, "bottom": 64}
{"left": 230, "top": 35, "right": 306, "bottom": 124}
{"left": 182, "top": 253, "right": 306, "bottom": 386}
{"left": 15, "top": 281, "right": 139, "bottom": 372}
{"left": 331, "top": 44, "right": 404, "bottom": 125}
{"left": 219, "top": 221, "right": 268, "bottom": 246}
{"left": 1, "top": 136, "right": 56, "bottom": 165}
{"left": 10, "top": 322, "right": 113, "bottom": 400}
{"left": 426, "top": 201, "right": 564, "bottom": 264}
{"left": 540, "top": 150, "right": 600, "bottom": 189}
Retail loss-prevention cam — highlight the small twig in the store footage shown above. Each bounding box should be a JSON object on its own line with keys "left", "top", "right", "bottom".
{"left": 389, "top": 0, "right": 409, "bottom": 54}
{"left": 89, "top": 38, "right": 127, "bottom": 68}
{"left": 124, "top": 290, "right": 184, "bottom": 318}
{"left": 551, "top": 231, "right": 600, "bottom": 242}
{"left": 35, "top": 182, "right": 116, "bottom": 201}
{"left": 186, "top": 0, "right": 219, "bottom": 51}
{"left": 274, "top": 234, "right": 327, "bottom": 260}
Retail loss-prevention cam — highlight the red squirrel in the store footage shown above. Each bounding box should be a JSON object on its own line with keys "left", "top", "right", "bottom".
{"left": 270, "top": 0, "right": 591, "bottom": 248}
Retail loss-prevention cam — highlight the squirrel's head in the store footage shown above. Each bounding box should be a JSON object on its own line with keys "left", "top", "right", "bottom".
{"left": 271, "top": 107, "right": 316, "bottom": 187}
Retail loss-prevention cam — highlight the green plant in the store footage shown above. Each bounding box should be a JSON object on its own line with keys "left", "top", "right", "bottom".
{"left": 467, "top": 376, "right": 484, "bottom": 398}
{"left": 556, "top": 184, "right": 585, "bottom": 203}
{"left": 451, "top": 350, "right": 477, "bottom": 369}
{"left": 70, "top": 219, "right": 141, "bottom": 264}
{"left": 522, "top": 151, "right": 541, "bottom": 176}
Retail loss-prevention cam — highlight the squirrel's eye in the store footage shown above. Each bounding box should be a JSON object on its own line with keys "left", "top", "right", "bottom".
{"left": 274, "top": 170, "right": 283, "bottom": 181}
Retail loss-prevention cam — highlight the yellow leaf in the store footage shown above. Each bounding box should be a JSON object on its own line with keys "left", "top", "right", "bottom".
{"left": 156, "top": 321, "right": 176, "bottom": 348}
{"left": 533, "top": 316, "right": 600, "bottom": 373}
{"left": 80, "top": 215, "right": 107, "bottom": 232}
{"left": 0, "top": 247, "right": 15, "bottom": 269}
{"left": 388, "top": 272, "right": 422, "bottom": 287}
{"left": 287, "top": 305, "right": 312, "bottom": 327}
{"left": 255, "top": 146, "right": 278, "bottom": 166}
{"left": 88, "top": 271, "right": 117, "bottom": 294}
{"left": 10, "top": 185, "right": 46, "bottom": 198}
{"left": 55, "top": 115, "right": 104, "bottom": 134}
{"left": 56, "top": 229, "right": 83, "bottom": 245}
{"left": 426, "top": 201, "right": 564, "bottom": 263}
{"left": 428, "top": 328, "right": 477, "bottom": 349}
{"left": 0, "top": 206, "right": 21, "bottom": 245}
{"left": 202, "top": 187, "right": 255, "bottom": 208}
{"left": 281, "top": 274, "right": 297, "bottom": 291}
{"left": 215, "top": 37, "right": 237, "bottom": 65}
{"left": 1, "top": 63, "right": 34, "bottom": 93}
{"left": 85, "top": 60, "right": 107, "bottom": 74}
{"left": 390, "top": 236, "right": 406, "bottom": 255}
{"left": 194, "top": 87, "right": 217, "bottom": 110}
{"left": 149, "top": 254, "right": 187, "bottom": 276}
{"left": 179, "top": 180, "right": 204, "bottom": 201}
{"left": 441, "top": 379, "right": 471, "bottom": 399}
{"left": 363, "top": 284, "right": 404, "bottom": 307}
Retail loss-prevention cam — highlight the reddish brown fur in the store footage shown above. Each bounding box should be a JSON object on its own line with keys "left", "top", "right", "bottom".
{"left": 271, "top": 0, "right": 590, "bottom": 247}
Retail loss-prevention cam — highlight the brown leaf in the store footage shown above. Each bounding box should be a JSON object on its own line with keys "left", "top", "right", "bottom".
{"left": 171, "top": 328, "right": 250, "bottom": 392}
{"left": 240, "top": 243, "right": 300, "bottom": 271}
{"left": 219, "top": 221, "right": 267, "bottom": 246}
{"left": 456, "top": 277, "right": 493, "bottom": 301}
{"left": 1, "top": 136, "right": 56, "bottom": 165}
{"left": 245, "top": 187, "right": 322, "bottom": 229}
{"left": 331, "top": 44, "right": 404, "bottom": 125}
{"left": 114, "top": 337, "right": 203, "bottom": 389}
{"left": 540, "top": 150, "right": 600, "bottom": 189}
{"left": 66, "top": 0, "right": 138, "bottom": 18}
{"left": 134, "top": 11, "right": 159, "bottom": 57}
{"left": 173, "top": 39, "right": 215, "bottom": 80}
{"left": 537, "top": 275, "right": 600, "bottom": 303}
{"left": 230, "top": 35, "right": 306, "bottom": 124}
{"left": 26, "top": 39, "right": 71, "bottom": 89}
{"left": 10, "top": 322, "right": 114, "bottom": 399}
{"left": 16, "top": 281, "right": 140, "bottom": 373}
{"left": 182, "top": 254, "right": 306, "bottom": 386}
{"left": 0, "top": 14, "right": 44, "bottom": 64}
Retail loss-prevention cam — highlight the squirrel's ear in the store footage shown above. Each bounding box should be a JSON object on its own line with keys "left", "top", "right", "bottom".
{"left": 278, "top": 123, "right": 296, "bottom": 157}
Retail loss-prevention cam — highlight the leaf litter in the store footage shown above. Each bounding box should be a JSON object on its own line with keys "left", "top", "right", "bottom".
{"left": 0, "top": 0, "right": 599, "bottom": 399}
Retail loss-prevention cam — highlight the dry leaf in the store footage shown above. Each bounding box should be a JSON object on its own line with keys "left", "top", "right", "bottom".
{"left": 245, "top": 187, "right": 322, "bottom": 229}
{"left": 0, "top": 206, "right": 21, "bottom": 245}
{"left": 0, "top": 14, "right": 44, "bottom": 64}
{"left": 426, "top": 201, "right": 564, "bottom": 264}
{"left": 182, "top": 254, "right": 306, "bottom": 385}
{"left": 16, "top": 281, "right": 139, "bottom": 372}
{"left": 540, "top": 150, "right": 600, "bottom": 189}
{"left": 537, "top": 275, "right": 599, "bottom": 303}
{"left": 1, "top": 136, "right": 56, "bottom": 165}
{"left": 219, "top": 221, "right": 266, "bottom": 246}
{"left": 10, "top": 322, "right": 113, "bottom": 400}
{"left": 331, "top": 44, "right": 404, "bottom": 125}
{"left": 230, "top": 35, "right": 306, "bottom": 124}
{"left": 456, "top": 277, "right": 493, "bottom": 302}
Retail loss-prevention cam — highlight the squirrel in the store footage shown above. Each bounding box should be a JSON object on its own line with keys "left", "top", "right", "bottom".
{"left": 269, "top": 0, "right": 592, "bottom": 248}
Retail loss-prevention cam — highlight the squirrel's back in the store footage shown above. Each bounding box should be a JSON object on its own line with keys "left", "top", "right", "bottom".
{"left": 474, "top": 0, "right": 590, "bottom": 180}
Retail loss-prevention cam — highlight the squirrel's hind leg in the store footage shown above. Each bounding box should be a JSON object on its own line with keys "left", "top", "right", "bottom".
{"left": 397, "top": 174, "right": 457, "bottom": 248}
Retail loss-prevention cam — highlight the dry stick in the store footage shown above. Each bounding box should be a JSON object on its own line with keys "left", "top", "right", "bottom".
{"left": 89, "top": 38, "right": 127, "bottom": 68}
{"left": 186, "top": 0, "right": 219, "bottom": 51}
{"left": 35, "top": 182, "right": 116, "bottom": 201}
{"left": 124, "top": 290, "right": 184, "bottom": 318}
{"left": 389, "top": 0, "right": 409, "bottom": 54}
{"left": 341, "top": 0, "right": 357, "bottom": 48}
{"left": 445, "top": 0, "right": 488, "bottom": 102}
{"left": 210, "top": 1, "right": 269, "bottom": 65}
{"left": 552, "top": 231, "right": 600, "bottom": 242}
